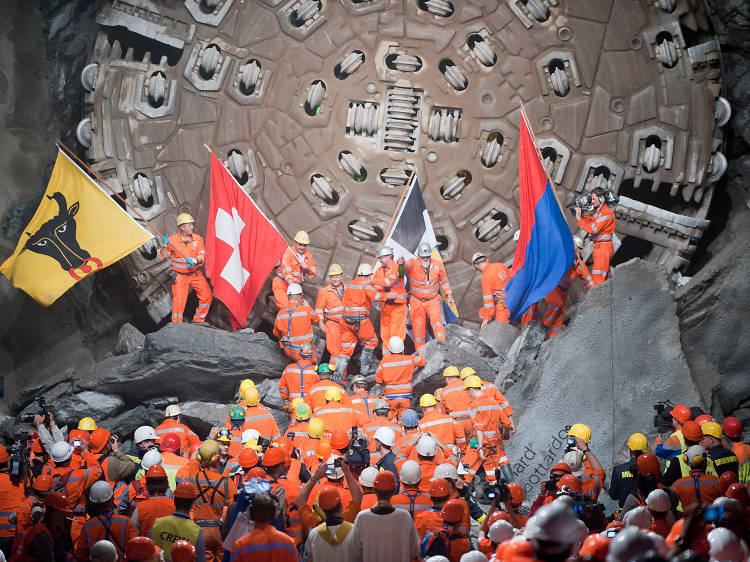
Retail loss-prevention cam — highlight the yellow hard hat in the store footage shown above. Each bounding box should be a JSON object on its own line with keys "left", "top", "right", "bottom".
{"left": 328, "top": 263, "right": 343, "bottom": 276}
{"left": 568, "top": 423, "right": 592, "bottom": 444}
{"left": 295, "top": 403, "right": 312, "bottom": 421}
{"left": 239, "top": 379, "right": 255, "bottom": 395}
{"left": 176, "top": 213, "right": 195, "bottom": 226}
{"left": 78, "top": 417, "right": 97, "bottom": 431}
{"left": 324, "top": 387, "right": 342, "bottom": 402}
{"left": 419, "top": 394, "right": 437, "bottom": 408}
{"left": 627, "top": 433, "right": 648, "bottom": 452}
{"left": 290, "top": 397, "right": 304, "bottom": 409}
{"left": 434, "top": 388, "right": 442, "bottom": 401}
{"left": 244, "top": 439, "right": 263, "bottom": 452}
{"left": 463, "top": 375, "right": 482, "bottom": 389}
{"left": 701, "top": 421, "right": 722, "bottom": 440}
{"left": 294, "top": 230, "right": 310, "bottom": 244}
{"left": 243, "top": 387, "right": 260, "bottom": 407}
{"left": 308, "top": 417, "right": 325, "bottom": 438}
{"left": 459, "top": 367, "right": 476, "bottom": 380}
{"left": 197, "top": 440, "right": 220, "bottom": 464}
{"left": 443, "top": 366, "right": 460, "bottom": 379}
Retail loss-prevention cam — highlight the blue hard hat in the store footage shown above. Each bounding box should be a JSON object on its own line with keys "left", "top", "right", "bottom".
{"left": 401, "top": 409, "right": 419, "bottom": 428}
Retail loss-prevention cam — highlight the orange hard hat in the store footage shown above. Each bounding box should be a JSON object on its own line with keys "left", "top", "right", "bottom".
{"left": 248, "top": 467, "right": 267, "bottom": 479}
{"left": 557, "top": 474, "right": 582, "bottom": 493}
{"left": 722, "top": 417, "right": 742, "bottom": 440}
{"left": 636, "top": 453, "right": 660, "bottom": 476}
{"left": 125, "top": 536, "right": 161, "bottom": 560}
{"left": 173, "top": 482, "right": 198, "bottom": 500}
{"left": 670, "top": 404, "right": 692, "bottom": 423}
{"left": 146, "top": 465, "right": 168, "bottom": 479}
{"left": 239, "top": 448, "right": 259, "bottom": 469}
{"left": 496, "top": 540, "right": 535, "bottom": 562}
{"left": 550, "top": 462, "right": 572, "bottom": 475}
{"left": 317, "top": 484, "right": 342, "bottom": 510}
{"left": 33, "top": 474, "right": 54, "bottom": 493}
{"left": 273, "top": 436, "right": 294, "bottom": 456}
{"left": 171, "top": 540, "right": 196, "bottom": 562}
{"left": 488, "top": 510, "right": 512, "bottom": 526}
{"left": 44, "top": 491, "right": 70, "bottom": 512}
{"left": 31, "top": 439, "right": 44, "bottom": 454}
{"left": 695, "top": 414, "right": 714, "bottom": 426}
{"left": 718, "top": 470, "right": 739, "bottom": 494}
{"left": 682, "top": 421, "right": 703, "bottom": 441}
{"left": 440, "top": 498, "right": 466, "bottom": 524}
{"left": 160, "top": 432, "right": 182, "bottom": 453}
{"left": 726, "top": 483, "right": 749, "bottom": 506}
{"left": 316, "top": 440, "right": 333, "bottom": 460}
{"left": 262, "top": 446, "right": 287, "bottom": 467}
{"left": 429, "top": 477, "right": 451, "bottom": 498}
{"left": 508, "top": 482, "right": 525, "bottom": 504}
{"left": 89, "top": 428, "right": 111, "bottom": 454}
{"left": 579, "top": 533, "right": 611, "bottom": 561}
{"left": 68, "top": 429, "right": 88, "bottom": 443}
{"left": 330, "top": 429, "right": 350, "bottom": 450}
{"left": 606, "top": 520, "right": 624, "bottom": 531}
{"left": 0, "top": 446, "right": 8, "bottom": 463}
{"left": 373, "top": 470, "right": 397, "bottom": 491}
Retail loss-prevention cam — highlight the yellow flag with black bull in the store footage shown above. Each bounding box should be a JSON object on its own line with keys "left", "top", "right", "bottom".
{"left": 0, "top": 149, "right": 153, "bottom": 306}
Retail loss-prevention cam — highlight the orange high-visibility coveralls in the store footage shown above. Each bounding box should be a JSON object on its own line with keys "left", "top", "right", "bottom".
{"left": 307, "top": 380, "right": 353, "bottom": 413}
{"left": 272, "top": 246, "right": 317, "bottom": 309}
{"left": 418, "top": 411, "right": 464, "bottom": 449}
{"left": 240, "top": 404, "right": 281, "bottom": 441}
{"left": 440, "top": 379, "right": 472, "bottom": 452}
{"left": 164, "top": 232, "right": 212, "bottom": 323}
{"left": 371, "top": 260, "right": 408, "bottom": 346}
{"left": 315, "top": 282, "right": 345, "bottom": 367}
{"left": 404, "top": 258, "right": 453, "bottom": 351}
{"left": 542, "top": 258, "right": 594, "bottom": 337}
{"left": 350, "top": 390, "right": 379, "bottom": 422}
{"left": 73, "top": 512, "right": 137, "bottom": 562}
{"left": 391, "top": 487, "right": 432, "bottom": 519}
{"left": 337, "top": 278, "right": 381, "bottom": 362}
{"left": 463, "top": 396, "right": 511, "bottom": 485}
{"left": 577, "top": 203, "right": 615, "bottom": 285}
{"left": 279, "top": 359, "right": 319, "bottom": 404}
{"left": 375, "top": 353, "right": 425, "bottom": 420}
{"left": 315, "top": 401, "right": 361, "bottom": 434}
{"left": 193, "top": 467, "right": 237, "bottom": 562}
{"left": 363, "top": 416, "right": 404, "bottom": 452}
{"left": 273, "top": 303, "right": 318, "bottom": 361}
{"left": 0, "top": 472, "right": 24, "bottom": 547}
{"left": 479, "top": 262, "right": 511, "bottom": 323}
{"left": 155, "top": 418, "right": 200, "bottom": 457}
{"left": 671, "top": 471, "right": 721, "bottom": 509}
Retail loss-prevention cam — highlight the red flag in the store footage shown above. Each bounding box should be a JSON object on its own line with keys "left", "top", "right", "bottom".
{"left": 205, "top": 152, "right": 287, "bottom": 330}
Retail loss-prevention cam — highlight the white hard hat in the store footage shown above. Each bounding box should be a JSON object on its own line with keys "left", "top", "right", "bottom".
{"left": 373, "top": 427, "right": 396, "bottom": 447}
{"left": 141, "top": 449, "right": 163, "bottom": 470}
{"left": 134, "top": 426, "right": 157, "bottom": 444}
{"left": 433, "top": 463, "right": 459, "bottom": 481}
{"left": 416, "top": 434, "right": 437, "bottom": 457}
{"left": 89, "top": 480, "right": 114, "bottom": 504}
{"left": 358, "top": 466, "right": 379, "bottom": 488}
{"left": 242, "top": 428, "right": 261, "bottom": 444}
{"left": 417, "top": 242, "right": 432, "bottom": 257}
{"left": 460, "top": 553, "right": 489, "bottom": 562}
{"left": 400, "top": 460, "right": 422, "bottom": 485}
{"left": 286, "top": 282, "right": 303, "bottom": 296}
{"left": 622, "top": 506, "right": 653, "bottom": 530}
{"left": 488, "top": 519, "right": 515, "bottom": 543}
{"left": 50, "top": 441, "right": 73, "bottom": 463}
{"left": 91, "top": 540, "right": 118, "bottom": 562}
{"left": 326, "top": 455, "right": 344, "bottom": 479}
{"left": 356, "top": 263, "right": 373, "bottom": 276}
{"left": 523, "top": 501, "right": 580, "bottom": 550}
{"left": 425, "top": 557, "right": 450, "bottom": 562}
{"left": 373, "top": 399, "right": 390, "bottom": 412}
{"left": 562, "top": 450, "right": 584, "bottom": 476}
{"left": 388, "top": 336, "right": 404, "bottom": 354}
{"left": 645, "top": 489, "right": 671, "bottom": 513}
{"left": 471, "top": 252, "right": 486, "bottom": 264}
{"left": 605, "top": 526, "right": 660, "bottom": 562}
{"left": 708, "top": 528, "right": 745, "bottom": 562}
{"left": 377, "top": 246, "right": 394, "bottom": 258}
{"left": 165, "top": 404, "right": 181, "bottom": 417}
{"left": 573, "top": 235, "right": 585, "bottom": 248}
{"left": 686, "top": 444, "right": 707, "bottom": 467}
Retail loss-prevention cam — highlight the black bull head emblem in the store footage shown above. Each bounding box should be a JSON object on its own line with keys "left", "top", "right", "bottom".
{"left": 22, "top": 192, "right": 100, "bottom": 278}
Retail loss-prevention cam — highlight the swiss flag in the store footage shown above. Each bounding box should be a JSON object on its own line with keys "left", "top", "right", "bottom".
{"left": 205, "top": 152, "right": 287, "bottom": 330}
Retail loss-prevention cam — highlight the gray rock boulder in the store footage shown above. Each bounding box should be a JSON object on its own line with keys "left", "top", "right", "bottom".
{"left": 503, "top": 259, "right": 704, "bottom": 502}
{"left": 479, "top": 322, "right": 520, "bottom": 360}
{"left": 494, "top": 322, "right": 547, "bottom": 391}
{"left": 179, "top": 401, "right": 234, "bottom": 438}
{"left": 114, "top": 323, "right": 145, "bottom": 356}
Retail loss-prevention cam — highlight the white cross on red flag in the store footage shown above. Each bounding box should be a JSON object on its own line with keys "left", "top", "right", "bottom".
{"left": 205, "top": 152, "right": 287, "bottom": 330}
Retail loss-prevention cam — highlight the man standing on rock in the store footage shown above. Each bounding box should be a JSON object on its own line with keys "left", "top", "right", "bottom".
{"left": 272, "top": 230, "right": 318, "bottom": 309}
{"left": 315, "top": 263, "right": 346, "bottom": 370}
{"left": 273, "top": 283, "right": 319, "bottom": 362}
{"left": 471, "top": 252, "right": 511, "bottom": 328}
{"left": 160, "top": 213, "right": 212, "bottom": 323}
{"left": 371, "top": 246, "right": 408, "bottom": 350}
{"left": 575, "top": 187, "right": 615, "bottom": 285}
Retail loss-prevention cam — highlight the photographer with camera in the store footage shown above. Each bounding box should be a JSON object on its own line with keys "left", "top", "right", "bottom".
{"left": 565, "top": 424, "right": 606, "bottom": 500}
{"left": 0, "top": 444, "right": 26, "bottom": 557}
{"left": 574, "top": 187, "right": 615, "bottom": 285}
{"left": 296, "top": 455, "right": 363, "bottom": 532}
{"left": 530, "top": 463, "right": 573, "bottom": 515}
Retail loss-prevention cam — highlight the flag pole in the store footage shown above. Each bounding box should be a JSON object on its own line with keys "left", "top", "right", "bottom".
{"left": 371, "top": 166, "right": 417, "bottom": 267}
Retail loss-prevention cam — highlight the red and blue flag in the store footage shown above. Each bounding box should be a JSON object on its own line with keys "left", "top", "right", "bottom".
{"left": 504, "top": 108, "right": 575, "bottom": 321}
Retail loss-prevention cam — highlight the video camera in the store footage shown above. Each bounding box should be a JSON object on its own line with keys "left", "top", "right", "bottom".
{"left": 485, "top": 470, "right": 511, "bottom": 502}
{"left": 566, "top": 491, "right": 607, "bottom": 532}
{"left": 20, "top": 396, "right": 51, "bottom": 424}
{"left": 565, "top": 189, "right": 619, "bottom": 216}
{"left": 8, "top": 431, "right": 33, "bottom": 481}
{"left": 653, "top": 400, "right": 675, "bottom": 433}
{"left": 563, "top": 425, "right": 576, "bottom": 453}
{"left": 346, "top": 426, "right": 370, "bottom": 467}
{"left": 257, "top": 437, "right": 271, "bottom": 453}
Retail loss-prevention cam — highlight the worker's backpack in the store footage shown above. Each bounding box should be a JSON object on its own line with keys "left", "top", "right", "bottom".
{"left": 421, "top": 529, "right": 451, "bottom": 559}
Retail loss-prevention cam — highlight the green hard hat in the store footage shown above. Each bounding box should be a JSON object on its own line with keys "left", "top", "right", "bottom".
{"left": 317, "top": 363, "right": 332, "bottom": 374}
{"left": 229, "top": 406, "right": 246, "bottom": 420}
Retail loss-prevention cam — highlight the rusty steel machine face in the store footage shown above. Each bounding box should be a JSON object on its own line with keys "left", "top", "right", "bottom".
{"left": 78, "top": 0, "right": 728, "bottom": 326}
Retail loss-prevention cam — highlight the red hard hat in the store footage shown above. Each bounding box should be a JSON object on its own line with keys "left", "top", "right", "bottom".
{"left": 44, "top": 492, "right": 71, "bottom": 512}
{"left": 670, "top": 404, "right": 692, "bottom": 424}
{"left": 89, "top": 428, "right": 111, "bottom": 453}
{"left": 557, "top": 474, "right": 582, "bottom": 493}
{"left": 373, "top": 470, "right": 397, "bottom": 491}
{"left": 146, "top": 464, "right": 168, "bottom": 479}
{"left": 173, "top": 482, "right": 198, "bottom": 500}
{"left": 317, "top": 484, "right": 342, "bottom": 510}
{"left": 695, "top": 414, "right": 714, "bottom": 426}
{"left": 330, "top": 430, "right": 350, "bottom": 450}
{"left": 718, "top": 471, "right": 739, "bottom": 494}
{"left": 262, "top": 446, "right": 287, "bottom": 467}
{"left": 726, "top": 483, "right": 749, "bottom": 506}
{"left": 579, "top": 533, "right": 611, "bottom": 561}
{"left": 171, "top": 540, "right": 196, "bottom": 562}
{"left": 0, "top": 446, "right": 8, "bottom": 463}
{"left": 488, "top": 510, "right": 512, "bottom": 526}
{"left": 636, "top": 453, "right": 661, "bottom": 476}
{"left": 550, "top": 462, "right": 572, "bottom": 475}
{"left": 722, "top": 417, "right": 743, "bottom": 440}
{"left": 606, "top": 520, "right": 624, "bottom": 531}
{"left": 160, "top": 432, "right": 182, "bottom": 453}
{"left": 682, "top": 421, "right": 703, "bottom": 441}
{"left": 248, "top": 467, "right": 267, "bottom": 479}
{"left": 508, "top": 482, "right": 525, "bottom": 504}
{"left": 68, "top": 429, "right": 88, "bottom": 443}
{"left": 239, "top": 448, "right": 259, "bottom": 469}
{"left": 440, "top": 498, "right": 466, "bottom": 524}
{"left": 429, "top": 477, "right": 451, "bottom": 498}
{"left": 125, "top": 536, "right": 161, "bottom": 560}
{"left": 33, "top": 474, "right": 54, "bottom": 493}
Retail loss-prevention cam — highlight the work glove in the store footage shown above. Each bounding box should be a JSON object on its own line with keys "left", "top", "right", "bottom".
{"left": 161, "top": 235, "right": 170, "bottom": 244}
{"left": 187, "top": 257, "right": 197, "bottom": 266}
